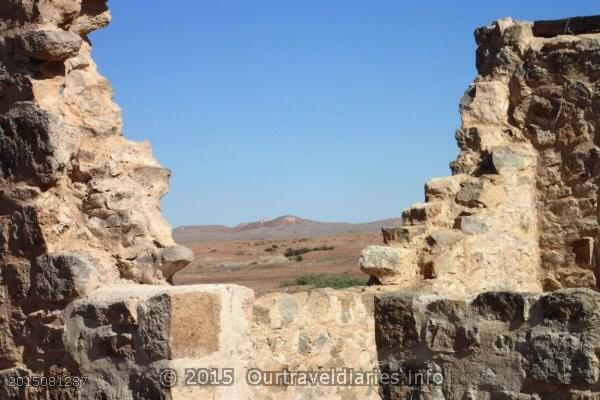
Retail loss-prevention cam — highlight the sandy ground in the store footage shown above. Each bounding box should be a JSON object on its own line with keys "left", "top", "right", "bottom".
{"left": 173, "top": 233, "right": 381, "bottom": 295}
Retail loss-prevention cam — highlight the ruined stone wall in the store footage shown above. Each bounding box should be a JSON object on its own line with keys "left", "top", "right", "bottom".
{"left": 376, "top": 288, "right": 600, "bottom": 399}
{"left": 3, "top": 2, "right": 600, "bottom": 400}
{"left": 367, "top": 15, "right": 600, "bottom": 400}
{"left": 251, "top": 288, "right": 379, "bottom": 400}
{"left": 462, "top": 16, "right": 600, "bottom": 291}
{"left": 0, "top": 1, "right": 231, "bottom": 399}
{"left": 0, "top": 3, "right": 383, "bottom": 399}
{"left": 361, "top": 16, "right": 600, "bottom": 294}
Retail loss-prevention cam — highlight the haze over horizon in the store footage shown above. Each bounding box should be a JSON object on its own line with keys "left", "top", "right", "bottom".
{"left": 91, "top": 1, "right": 599, "bottom": 227}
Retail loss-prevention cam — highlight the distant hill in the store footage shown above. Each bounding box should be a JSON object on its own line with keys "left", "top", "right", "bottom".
{"left": 173, "top": 215, "right": 402, "bottom": 243}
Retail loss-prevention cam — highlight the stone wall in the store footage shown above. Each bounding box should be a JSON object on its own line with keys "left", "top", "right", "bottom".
{"left": 365, "top": 15, "right": 600, "bottom": 400}
{"left": 2, "top": 284, "right": 254, "bottom": 400}
{"left": 0, "top": 3, "right": 382, "bottom": 399}
{"left": 0, "top": 1, "right": 207, "bottom": 398}
{"left": 360, "top": 16, "right": 600, "bottom": 294}
{"left": 2, "top": 3, "right": 600, "bottom": 400}
{"left": 251, "top": 288, "right": 379, "bottom": 400}
{"left": 376, "top": 288, "right": 600, "bottom": 399}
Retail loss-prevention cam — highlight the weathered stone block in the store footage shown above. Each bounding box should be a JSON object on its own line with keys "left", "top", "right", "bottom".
{"left": 359, "top": 245, "right": 417, "bottom": 284}
{"left": 537, "top": 288, "right": 600, "bottom": 325}
{"left": 425, "top": 175, "right": 465, "bottom": 201}
{"left": 375, "top": 292, "right": 420, "bottom": 350}
{"left": 472, "top": 292, "right": 526, "bottom": 323}
{"left": 65, "top": 284, "right": 253, "bottom": 400}
{"left": 456, "top": 180, "right": 485, "bottom": 207}
{"left": 158, "top": 245, "right": 194, "bottom": 281}
{"left": 382, "top": 225, "right": 425, "bottom": 244}
{"left": 520, "top": 331, "right": 598, "bottom": 385}
{"left": 460, "top": 81, "right": 510, "bottom": 125}
{"left": 169, "top": 291, "right": 220, "bottom": 359}
{"left": 32, "top": 251, "right": 101, "bottom": 304}
{"left": 0, "top": 103, "right": 74, "bottom": 186}
{"left": 427, "top": 230, "right": 462, "bottom": 248}
{"left": 402, "top": 202, "right": 444, "bottom": 225}
{"left": 377, "top": 289, "right": 600, "bottom": 399}
{"left": 458, "top": 214, "right": 489, "bottom": 235}
{"left": 18, "top": 29, "right": 82, "bottom": 61}
{"left": 490, "top": 146, "right": 528, "bottom": 174}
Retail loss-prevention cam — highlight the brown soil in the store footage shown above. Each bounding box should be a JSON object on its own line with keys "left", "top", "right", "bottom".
{"left": 172, "top": 233, "right": 381, "bottom": 295}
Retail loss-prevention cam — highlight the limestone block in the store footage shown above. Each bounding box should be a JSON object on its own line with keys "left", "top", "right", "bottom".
{"left": 402, "top": 202, "right": 444, "bottom": 225}
{"left": 458, "top": 215, "right": 490, "bottom": 235}
{"left": 359, "top": 245, "right": 417, "bottom": 284}
{"left": 490, "top": 146, "right": 529, "bottom": 174}
{"left": 382, "top": 225, "right": 425, "bottom": 245}
{"left": 251, "top": 289, "right": 379, "bottom": 400}
{"left": 456, "top": 180, "right": 485, "bottom": 207}
{"left": 427, "top": 230, "right": 462, "bottom": 248}
{"left": 0, "top": 103, "right": 76, "bottom": 186}
{"left": 17, "top": 29, "right": 82, "bottom": 61}
{"left": 425, "top": 175, "right": 466, "bottom": 201}
{"left": 471, "top": 291, "right": 526, "bottom": 322}
{"left": 157, "top": 245, "right": 194, "bottom": 280}
{"left": 460, "top": 81, "right": 510, "bottom": 126}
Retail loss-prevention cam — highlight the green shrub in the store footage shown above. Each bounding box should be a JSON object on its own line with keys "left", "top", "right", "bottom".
{"left": 281, "top": 274, "right": 367, "bottom": 289}
{"left": 284, "top": 247, "right": 311, "bottom": 257}
{"left": 284, "top": 245, "right": 335, "bottom": 258}
{"left": 313, "top": 245, "right": 335, "bottom": 251}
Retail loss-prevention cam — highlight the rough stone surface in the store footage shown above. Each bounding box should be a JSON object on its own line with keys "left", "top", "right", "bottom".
{"left": 18, "top": 29, "right": 82, "bottom": 61}
{"left": 376, "top": 288, "right": 600, "bottom": 399}
{"left": 64, "top": 284, "right": 254, "bottom": 400}
{"left": 0, "top": 1, "right": 195, "bottom": 398}
{"left": 360, "top": 245, "right": 418, "bottom": 284}
{"left": 2, "top": 6, "right": 600, "bottom": 400}
{"left": 361, "top": 15, "right": 600, "bottom": 295}
{"left": 252, "top": 288, "right": 379, "bottom": 400}
{"left": 364, "top": 16, "right": 600, "bottom": 399}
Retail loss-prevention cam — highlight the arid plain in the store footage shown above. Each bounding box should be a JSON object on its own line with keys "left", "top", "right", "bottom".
{"left": 172, "top": 215, "right": 399, "bottom": 294}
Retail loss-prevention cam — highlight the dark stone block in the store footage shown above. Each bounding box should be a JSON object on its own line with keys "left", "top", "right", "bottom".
{"left": 472, "top": 292, "right": 526, "bottom": 323}
{"left": 375, "top": 292, "right": 421, "bottom": 351}
{"left": 533, "top": 15, "right": 600, "bottom": 38}
{"left": 0, "top": 103, "right": 64, "bottom": 186}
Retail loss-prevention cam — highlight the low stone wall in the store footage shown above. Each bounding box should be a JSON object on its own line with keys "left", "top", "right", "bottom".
{"left": 376, "top": 288, "right": 600, "bottom": 400}
{"left": 1, "top": 284, "right": 254, "bottom": 400}
{"left": 251, "top": 288, "right": 380, "bottom": 400}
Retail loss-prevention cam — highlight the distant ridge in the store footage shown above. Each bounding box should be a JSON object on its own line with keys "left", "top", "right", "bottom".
{"left": 234, "top": 215, "right": 312, "bottom": 231}
{"left": 173, "top": 215, "right": 402, "bottom": 243}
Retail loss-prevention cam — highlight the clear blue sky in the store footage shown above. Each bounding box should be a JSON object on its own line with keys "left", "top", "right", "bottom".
{"left": 91, "top": 1, "right": 599, "bottom": 227}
